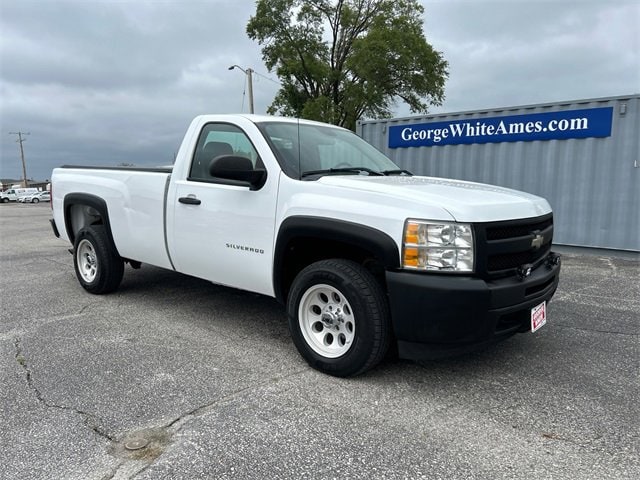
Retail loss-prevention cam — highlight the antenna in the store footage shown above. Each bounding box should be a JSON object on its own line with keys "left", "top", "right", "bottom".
{"left": 297, "top": 118, "right": 302, "bottom": 180}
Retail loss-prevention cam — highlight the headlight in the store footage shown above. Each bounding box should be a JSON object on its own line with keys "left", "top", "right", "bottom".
{"left": 402, "top": 220, "right": 474, "bottom": 272}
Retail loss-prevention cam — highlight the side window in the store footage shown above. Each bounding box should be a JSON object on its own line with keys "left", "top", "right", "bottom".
{"left": 189, "top": 123, "right": 261, "bottom": 181}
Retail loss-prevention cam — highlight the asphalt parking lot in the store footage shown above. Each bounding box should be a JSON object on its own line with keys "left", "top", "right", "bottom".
{"left": 1, "top": 203, "right": 638, "bottom": 480}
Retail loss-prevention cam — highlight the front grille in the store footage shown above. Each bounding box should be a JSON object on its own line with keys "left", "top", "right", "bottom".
{"left": 486, "top": 217, "right": 553, "bottom": 240}
{"left": 475, "top": 214, "right": 554, "bottom": 279}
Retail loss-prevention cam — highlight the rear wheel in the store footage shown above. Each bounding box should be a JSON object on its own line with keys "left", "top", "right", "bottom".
{"left": 287, "top": 259, "right": 391, "bottom": 377}
{"left": 73, "top": 225, "right": 124, "bottom": 294}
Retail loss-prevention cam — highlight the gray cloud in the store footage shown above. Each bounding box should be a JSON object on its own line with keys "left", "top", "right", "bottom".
{"left": 1, "top": 0, "right": 638, "bottom": 181}
{"left": 420, "top": 0, "right": 639, "bottom": 114}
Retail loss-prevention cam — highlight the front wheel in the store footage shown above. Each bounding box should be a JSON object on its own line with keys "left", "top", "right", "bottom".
{"left": 287, "top": 259, "right": 391, "bottom": 377}
{"left": 32, "top": 198, "right": 39, "bottom": 203}
{"left": 73, "top": 225, "right": 124, "bottom": 294}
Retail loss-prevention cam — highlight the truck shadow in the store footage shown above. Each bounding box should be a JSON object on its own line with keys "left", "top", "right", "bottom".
{"left": 114, "top": 263, "right": 538, "bottom": 381}
{"left": 114, "top": 263, "right": 292, "bottom": 346}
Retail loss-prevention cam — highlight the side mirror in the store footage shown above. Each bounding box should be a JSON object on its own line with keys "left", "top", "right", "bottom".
{"left": 209, "top": 155, "right": 267, "bottom": 190}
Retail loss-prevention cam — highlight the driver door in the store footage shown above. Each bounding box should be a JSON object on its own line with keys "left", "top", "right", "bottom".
{"left": 169, "top": 122, "right": 277, "bottom": 296}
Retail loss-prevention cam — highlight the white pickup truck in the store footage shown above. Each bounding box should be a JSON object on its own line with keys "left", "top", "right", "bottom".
{"left": 51, "top": 114, "right": 561, "bottom": 376}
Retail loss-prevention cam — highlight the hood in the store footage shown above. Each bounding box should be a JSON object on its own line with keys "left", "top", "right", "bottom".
{"left": 316, "top": 175, "right": 551, "bottom": 222}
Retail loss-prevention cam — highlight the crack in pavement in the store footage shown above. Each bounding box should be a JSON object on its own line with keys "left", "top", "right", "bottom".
{"left": 163, "top": 367, "right": 309, "bottom": 433}
{"left": 541, "top": 431, "right": 605, "bottom": 449}
{"left": 14, "top": 337, "right": 115, "bottom": 443}
{"left": 554, "top": 323, "right": 639, "bottom": 337}
{"left": 118, "top": 369, "right": 309, "bottom": 480}
{"left": 11, "top": 333, "right": 307, "bottom": 480}
{"left": 78, "top": 301, "right": 103, "bottom": 315}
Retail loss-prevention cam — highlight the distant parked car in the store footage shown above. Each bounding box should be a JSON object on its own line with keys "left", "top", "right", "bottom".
{"left": 23, "top": 191, "right": 50, "bottom": 203}
{"left": 1, "top": 187, "right": 39, "bottom": 202}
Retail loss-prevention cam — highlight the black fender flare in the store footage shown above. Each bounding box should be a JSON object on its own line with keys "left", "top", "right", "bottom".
{"left": 273, "top": 216, "right": 400, "bottom": 303}
{"left": 63, "top": 193, "right": 118, "bottom": 252}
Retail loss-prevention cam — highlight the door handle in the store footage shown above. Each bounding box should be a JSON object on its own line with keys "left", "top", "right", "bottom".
{"left": 178, "top": 196, "right": 201, "bottom": 205}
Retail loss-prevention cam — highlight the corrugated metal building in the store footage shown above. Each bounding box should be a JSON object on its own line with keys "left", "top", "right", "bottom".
{"left": 357, "top": 94, "right": 639, "bottom": 251}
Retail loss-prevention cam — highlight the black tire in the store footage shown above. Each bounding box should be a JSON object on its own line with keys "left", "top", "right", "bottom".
{"left": 1, "top": 198, "right": 8, "bottom": 203}
{"left": 32, "top": 198, "right": 39, "bottom": 203}
{"left": 287, "top": 259, "right": 391, "bottom": 377}
{"left": 73, "top": 225, "right": 124, "bottom": 294}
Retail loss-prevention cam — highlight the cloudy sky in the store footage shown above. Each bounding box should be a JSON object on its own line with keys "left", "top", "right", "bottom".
{"left": 1, "top": 0, "right": 638, "bottom": 181}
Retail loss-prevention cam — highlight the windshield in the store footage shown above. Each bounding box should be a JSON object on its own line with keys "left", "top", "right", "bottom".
{"left": 256, "top": 121, "right": 401, "bottom": 179}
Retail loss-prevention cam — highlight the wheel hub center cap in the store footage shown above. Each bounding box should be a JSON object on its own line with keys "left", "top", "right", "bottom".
{"left": 321, "top": 306, "right": 343, "bottom": 327}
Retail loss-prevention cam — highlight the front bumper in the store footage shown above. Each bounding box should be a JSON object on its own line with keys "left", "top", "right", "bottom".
{"left": 386, "top": 253, "right": 561, "bottom": 360}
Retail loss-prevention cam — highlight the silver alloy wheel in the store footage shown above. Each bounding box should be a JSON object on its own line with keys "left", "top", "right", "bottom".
{"left": 76, "top": 239, "right": 98, "bottom": 283}
{"left": 298, "top": 283, "right": 356, "bottom": 358}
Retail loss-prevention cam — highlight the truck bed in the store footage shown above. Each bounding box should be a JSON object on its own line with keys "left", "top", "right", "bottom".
{"left": 52, "top": 165, "right": 174, "bottom": 269}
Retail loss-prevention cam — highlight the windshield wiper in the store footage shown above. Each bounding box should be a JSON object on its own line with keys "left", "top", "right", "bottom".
{"left": 380, "top": 169, "right": 413, "bottom": 176}
{"left": 301, "top": 167, "right": 385, "bottom": 178}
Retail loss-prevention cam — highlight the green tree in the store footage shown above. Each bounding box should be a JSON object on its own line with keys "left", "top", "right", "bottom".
{"left": 247, "top": 0, "right": 448, "bottom": 130}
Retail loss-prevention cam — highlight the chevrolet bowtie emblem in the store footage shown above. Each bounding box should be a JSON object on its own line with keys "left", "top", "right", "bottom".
{"left": 531, "top": 233, "right": 544, "bottom": 250}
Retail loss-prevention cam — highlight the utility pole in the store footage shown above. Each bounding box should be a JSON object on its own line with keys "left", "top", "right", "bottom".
{"left": 246, "top": 68, "right": 254, "bottom": 115}
{"left": 9, "top": 131, "right": 30, "bottom": 187}
{"left": 228, "top": 65, "right": 255, "bottom": 114}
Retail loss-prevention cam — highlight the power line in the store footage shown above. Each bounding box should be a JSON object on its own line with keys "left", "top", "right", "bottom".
{"left": 252, "top": 70, "right": 281, "bottom": 86}
{"left": 8, "top": 131, "right": 30, "bottom": 187}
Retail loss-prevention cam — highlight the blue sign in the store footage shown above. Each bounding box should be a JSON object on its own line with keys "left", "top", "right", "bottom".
{"left": 388, "top": 107, "right": 613, "bottom": 148}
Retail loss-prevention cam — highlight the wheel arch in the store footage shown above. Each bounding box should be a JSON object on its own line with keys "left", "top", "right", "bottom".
{"left": 273, "top": 216, "right": 400, "bottom": 304}
{"left": 63, "top": 193, "right": 119, "bottom": 254}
